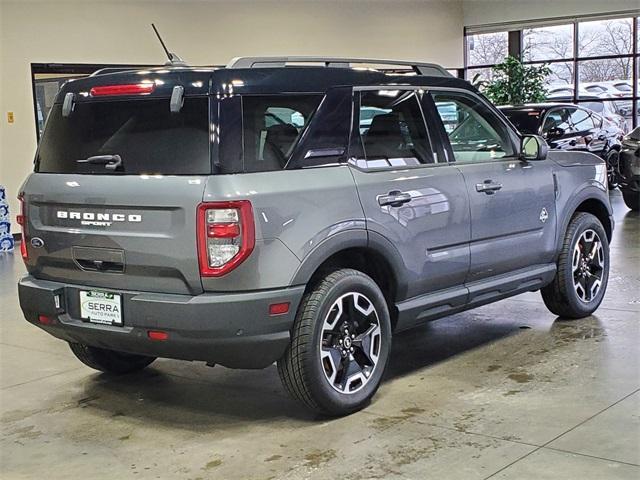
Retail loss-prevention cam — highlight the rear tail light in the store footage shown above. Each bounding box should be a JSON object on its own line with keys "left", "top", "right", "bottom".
{"left": 16, "top": 194, "right": 27, "bottom": 262}
{"left": 197, "top": 201, "right": 255, "bottom": 277}
{"left": 89, "top": 83, "right": 155, "bottom": 97}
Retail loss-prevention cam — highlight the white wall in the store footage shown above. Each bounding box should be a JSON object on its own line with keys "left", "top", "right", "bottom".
{"left": 0, "top": 0, "right": 464, "bottom": 226}
{"left": 463, "top": 0, "right": 639, "bottom": 27}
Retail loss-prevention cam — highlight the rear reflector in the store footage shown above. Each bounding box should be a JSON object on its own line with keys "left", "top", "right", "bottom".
{"left": 269, "top": 302, "right": 290, "bottom": 316}
{"left": 147, "top": 330, "right": 169, "bottom": 341}
{"left": 90, "top": 83, "right": 155, "bottom": 97}
{"left": 17, "top": 194, "right": 27, "bottom": 262}
{"left": 207, "top": 223, "right": 240, "bottom": 238}
{"left": 38, "top": 315, "right": 54, "bottom": 325}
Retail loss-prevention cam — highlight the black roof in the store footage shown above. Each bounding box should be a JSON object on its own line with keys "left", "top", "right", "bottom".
{"left": 55, "top": 65, "right": 474, "bottom": 104}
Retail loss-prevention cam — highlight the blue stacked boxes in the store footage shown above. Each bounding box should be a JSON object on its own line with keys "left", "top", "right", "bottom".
{"left": 0, "top": 186, "right": 15, "bottom": 252}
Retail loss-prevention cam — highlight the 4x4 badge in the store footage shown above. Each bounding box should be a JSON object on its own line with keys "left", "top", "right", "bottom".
{"left": 540, "top": 208, "right": 549, "bottom": 223}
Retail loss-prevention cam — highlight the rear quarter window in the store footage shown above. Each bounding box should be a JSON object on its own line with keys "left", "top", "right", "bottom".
{"left": 241, "top": 95, "right": 322, "bottom": 172}
{"left": 36, "top": 97, "right": 210, "bottom": 175}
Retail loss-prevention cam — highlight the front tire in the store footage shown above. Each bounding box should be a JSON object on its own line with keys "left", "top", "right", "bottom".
{"left": 622, "top": 189, "right": 639, "bottom": 211}
{"left": 278, "top": 269, "right": 392, "bottom": 416}
{"left": 69, "top": 343, "right": 156, "bottom": 374}
{"left": 541, "top": 212, "right": 609, "bottom": 319}
{"left": 606, "top": 149, "right": 621, "bottom": 190}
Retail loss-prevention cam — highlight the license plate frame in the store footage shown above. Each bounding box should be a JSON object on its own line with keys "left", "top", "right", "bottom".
{"left": 79, "top": 290, "right": 123, "bottom": 326}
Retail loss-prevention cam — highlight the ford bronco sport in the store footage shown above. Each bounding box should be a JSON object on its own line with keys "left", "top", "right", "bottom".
{"left": 18, "top": 57, "right": 613, "bottom": 416}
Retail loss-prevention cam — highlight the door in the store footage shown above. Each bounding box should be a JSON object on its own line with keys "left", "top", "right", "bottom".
{"left": 349, "top": 88, "right": 470, "bottom": 302}
{"left": 430, "top": 89, "right": 557, "bottom": 283}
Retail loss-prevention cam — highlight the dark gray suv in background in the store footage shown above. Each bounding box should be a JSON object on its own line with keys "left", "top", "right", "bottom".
{"left": 17, "top": 57, "right": 613, "bottom": 415}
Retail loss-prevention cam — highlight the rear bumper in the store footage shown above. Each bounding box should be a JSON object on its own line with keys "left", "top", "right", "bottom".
{"left": 18, "top": 275, "right": 305, "bottom": 369}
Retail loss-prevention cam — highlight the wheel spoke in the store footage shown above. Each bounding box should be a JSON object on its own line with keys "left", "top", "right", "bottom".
{"left": 584, "top": 272, "right": 601, "bottom": 302}
{"left": 353, "top": 324, "right": 381, "bottom": 365}
{"left": 338, "top": 356, "right": 365, "bottom": 392}
{"left": 321, "top": 347, "right": 342, "bottom": 386}
{"left": 323, "top": 296, "right": 344, "bottom": 331}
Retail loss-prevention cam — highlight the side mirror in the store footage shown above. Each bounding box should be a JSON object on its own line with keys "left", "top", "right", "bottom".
{"left": 521, "top": 135, "right": 548, "bottom": 161}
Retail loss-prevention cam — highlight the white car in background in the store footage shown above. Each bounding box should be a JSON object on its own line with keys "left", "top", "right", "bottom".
{"left": 547, "top": 85, "right": 591, "bottom": 99}
{"left": 582, "top": 81, "right": 633, "bottom": 116}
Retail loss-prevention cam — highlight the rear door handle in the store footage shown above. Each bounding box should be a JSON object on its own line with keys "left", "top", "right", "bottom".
{"left": 475, "top": 180, "right": 503, "bottom": 194}
{"left": 378, "top": 190, "right": 412, "bottom": 207}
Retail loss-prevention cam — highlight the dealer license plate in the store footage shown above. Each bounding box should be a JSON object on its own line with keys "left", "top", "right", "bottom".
{"left": 79, "top": 290, "right": 122, "bottom": 326}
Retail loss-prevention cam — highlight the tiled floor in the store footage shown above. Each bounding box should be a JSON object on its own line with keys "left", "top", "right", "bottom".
{"left": 1, "top": 191, "right": 638, "bottom": 479}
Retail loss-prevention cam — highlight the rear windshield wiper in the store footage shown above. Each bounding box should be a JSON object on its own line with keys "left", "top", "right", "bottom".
{"left": 76, "top": 154, "right": 122, "bottom": 171}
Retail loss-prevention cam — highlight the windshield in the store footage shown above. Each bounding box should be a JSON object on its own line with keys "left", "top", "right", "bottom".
{"left": 36, "top": 98, "right": 210, "bottom": 175}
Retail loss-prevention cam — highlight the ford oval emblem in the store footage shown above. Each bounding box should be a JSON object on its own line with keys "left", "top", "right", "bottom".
{"left": 30, "top": 237, "right": 45, "bottom": 248}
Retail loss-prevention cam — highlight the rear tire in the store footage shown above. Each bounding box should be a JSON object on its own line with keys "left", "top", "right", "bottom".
{"left": 278, "top": 269, "right": 392, "bottom": 416}
{"left": 622, "top": 189, "right": 639, "bottom": 211}
{"left": 541, "top": 212, "right": 609, "bottom": 319}
{"left": 69, "top": 343, "right": 156, "bottom": 374}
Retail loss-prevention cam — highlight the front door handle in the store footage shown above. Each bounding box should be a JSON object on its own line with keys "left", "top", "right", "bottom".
{"left": 475, "top": 180, "right": 503, "bottom": 194}
{"left": 378, "top": 190, "right": 412, "bottom": 207}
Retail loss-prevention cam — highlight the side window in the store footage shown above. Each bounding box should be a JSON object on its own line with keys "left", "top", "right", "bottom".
{"left": 543, "top": 109, "right": 571, "bottom": 134}
{"left": 431, "top": 91, "right": 515, "bottom": 163}
{"left": 351, "top": 90, "right": 434, "bottom": 168}
{"left": 569, "top": 108, "right": 594, "bottom": 131}
{"left": 592, "top": 113, "right": 603, "bottom": 128}
{"left": 242, "top": 95, "right": 321, "bottom": 172}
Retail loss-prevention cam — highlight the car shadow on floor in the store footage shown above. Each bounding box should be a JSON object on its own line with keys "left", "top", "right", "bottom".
{"left": 67, "top": 313, "right": 534, "bottom": 426}
{"left": 384, "top": 315, "right": 525, "bottom": 380}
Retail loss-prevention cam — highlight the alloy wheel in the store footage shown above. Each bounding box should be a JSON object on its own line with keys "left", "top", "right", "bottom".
{"left": 572, "top": 229, "right": 605, "bottom": 303}
{"left": 319, "top": 292, "right": 382, "bottom": 394}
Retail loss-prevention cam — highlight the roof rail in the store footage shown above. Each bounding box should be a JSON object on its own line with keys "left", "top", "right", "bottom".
{"left": 90, "top": 67, "right": 146, "bottom": 77}
{"left": 226, "top": 56, "right": 452, "bottom": 77}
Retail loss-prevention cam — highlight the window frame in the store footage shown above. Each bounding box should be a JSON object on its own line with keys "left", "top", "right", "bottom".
{"left": 347, "top": 85, "right": 445, "bottom": 172}
{"left": 428, "top": 86, "right": 522, "bottom": 165}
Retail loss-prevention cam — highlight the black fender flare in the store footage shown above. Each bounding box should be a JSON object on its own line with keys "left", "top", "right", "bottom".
{"left": 289, "top": 229, "right": 408, "bottom": 299}
{"left": 555, "top": 184, "right": 613, "bottom": 256}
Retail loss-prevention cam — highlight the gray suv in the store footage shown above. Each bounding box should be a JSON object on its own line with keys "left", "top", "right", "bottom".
{"left": 17, "top": 57, "right": 613, "bottom": 416}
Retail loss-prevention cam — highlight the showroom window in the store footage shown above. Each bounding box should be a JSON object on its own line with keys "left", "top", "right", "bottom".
{"left": 464, "top": 12, "right": 640, "bottom": 130}
{"left": 465, "top": 31, "right": 510, "bottom": 84}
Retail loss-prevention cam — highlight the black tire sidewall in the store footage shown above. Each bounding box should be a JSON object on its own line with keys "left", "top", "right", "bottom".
{"left": 622, "top": 189, "right": 639, "bottom": 211}
{"left": 559, "top": 214, "right": 610, "bottom": 317}
{"left": 304, "top": 272, "right": 392, "bottom": 415}
{"left": 606, "top": 150, "right": 620, "bottom": 189}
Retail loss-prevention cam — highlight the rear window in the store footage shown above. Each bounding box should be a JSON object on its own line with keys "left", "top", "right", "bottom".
{"left": 502, "top": 109, "right": 542, "bottom": 134}
{"left": 581, "top": 101, "right": 604, "bottom": 113}
{"left": 36, "top": 98, "right": 210, "bottom": 175}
